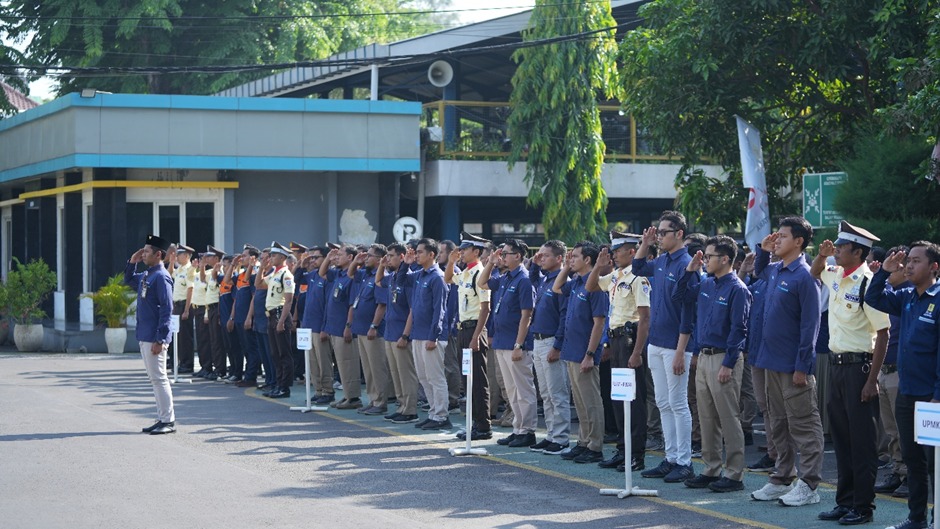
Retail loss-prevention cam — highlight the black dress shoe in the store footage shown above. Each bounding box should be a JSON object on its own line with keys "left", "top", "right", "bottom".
{"left": 598, "top": 451, "right": 626, "bottom": 469}
{"left": 875, "top": 472, "right": 903, "bottom": 493}
{"left": 270, "top": 389, "right": 291, "bottom": 399}
{"left": 497, "top": 434, "right": 518, "bottom": 446}
{"left": 819, "top": 505, "right": 852, "bottom": 521}
{"left": 150, "top": 422, "right": 176, "bottom": 435}
{"left": 141, "top": 421, "right": 163, "bottom": 433}
{"left": 603, "top": 432, "right": 619, "bottom": 444}
{"left": 838, "top": 509, "right": 873, "bottom": 525}
{"left": 507, "top": 432, "right": 536, "bottom": 448}
{"left": 457, "top": 429, "right": 493, "bottom": 441}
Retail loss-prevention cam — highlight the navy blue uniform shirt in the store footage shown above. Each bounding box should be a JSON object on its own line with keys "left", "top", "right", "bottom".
{"left": 324, "top": 268, "right": 353, "bottom": 337}
{"left": 560, "top": 272, "right": 608, "bottom": 364}
{"left": 867, "top": 271, "right": 940, "bottom": 399}
{"left": 530, "top": 265, "right": 567, "bottom": 351}
{"left": 675, "top": 271, "right": 751, "bottom": 368}
{"left": 882, "top": 281, "right": 911, "bottom": 365}
{"left": 350, "top": 267, "right": 384, "bottom": 336}
{"left": 124, "top": 260, "right": 173, "bottom": 344}
{"left": 745, "top": 277, "right": 767, "bottom": 365}
{"left": 633, "top": 247, "right": 694, "bottom": 349}
{"left": 379, "top": 264, "right": 411, "bottom": 342}
{"left": 404, "top": 265, "right": 447, "bottom": 342}
{"left": 488, "top": 265, "right": 534, "bottom": 350}
{"left": 298, "top": 268, "right": 330, "bottom": 333}
{"left": 752, "top": 247, "right": 821, "bottom": 374}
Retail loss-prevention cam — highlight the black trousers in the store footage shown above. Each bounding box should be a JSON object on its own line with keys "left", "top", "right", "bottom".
{"left": 600, "top": 358, "right": 618, "bottom": 436}
{"left": 172, "top": 300, "right": 194, "bottom": 370}
{"left": 221, "top": 318, "right": 243, "bottom": 378}
{"left": 896, "top": 393, "right": 936, "bottom": 522}
{"left": 267, "top": 310, "right": 295, "bottom": 390}
{"left": 205, "top": 303, "right": 226, "bottom": 375}
{"left": 193, "top": 306, "right": 213, "bottom": 372}
{"left": 458, "top": 326, "right": 490, "bottom": 432}
{"left": 828, "top": 361, "right": 879, "bottom": 510}
{"left": 610, "top": 328, "right": 648, "bottom": 459}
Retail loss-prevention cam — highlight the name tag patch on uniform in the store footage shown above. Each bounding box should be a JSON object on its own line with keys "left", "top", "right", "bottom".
{"left": 845, "top": 293, "right": 860, "bottom": 303}
{"left": 919, "top": 316, "right": 936, "bottom": 324}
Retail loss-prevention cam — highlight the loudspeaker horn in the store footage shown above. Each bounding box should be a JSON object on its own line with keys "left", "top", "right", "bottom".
{"left": 428, "top": 60, "right": 454, "bottom": 88}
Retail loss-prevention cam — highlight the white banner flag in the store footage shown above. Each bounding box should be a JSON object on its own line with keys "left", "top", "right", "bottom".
{"left": 736, "top": 116, "right": 771, "bottom": 250}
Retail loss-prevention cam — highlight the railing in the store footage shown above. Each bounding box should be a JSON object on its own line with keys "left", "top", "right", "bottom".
{"left": 421, "top": 100, "right": 675, "bottom": 163}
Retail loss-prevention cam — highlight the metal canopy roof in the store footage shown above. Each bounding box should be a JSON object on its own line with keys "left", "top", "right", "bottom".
{"left": 215, "top": 0, "right": 648, "bottom": 103}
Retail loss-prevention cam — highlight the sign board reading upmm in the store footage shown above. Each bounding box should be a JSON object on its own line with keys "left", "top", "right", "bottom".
{"left": 803, "top": 172, "right": 848, "bottom": 228}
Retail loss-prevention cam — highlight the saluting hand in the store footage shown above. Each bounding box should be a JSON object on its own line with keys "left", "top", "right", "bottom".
{"left": 130, "top": 248, "right": 145, "bottom": 263}
{"left": 818, "top": 240, "right": 835, "bottom": 258}
{"left": 487, "top": 248, "right": 503, "bottom": 267}
{"left": 448, "top": 248, "right": 460, "bottom": 265}
{"left": 882, "top": 250, "right": 906, "bottom": 273}
{"left": 687, "top": 250, "right": 704, "bottom": 272}
{"left": 760, "top": 232, "right": 779, "bottom": 252}
{"left": 740, "top": 253, "right": 756, "bottom": 275}
{"left": 596, "top": 247, "right": 612, "bottom": 269}
{"left": 641, "top": 226, "right": 657, "bottom": 246}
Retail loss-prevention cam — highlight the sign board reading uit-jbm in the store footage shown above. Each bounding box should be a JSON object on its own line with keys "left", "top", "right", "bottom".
{"left": 610, "top": 368, "right": 636, "bottom": 402}
{"left": 461, "top": 348, "right": 472, "bottom": 376}
{"left": 803, "top": 172, "right": 848, "bottom": 228}
{"left": 914, "top": 401, "right": 940, "bottom": 447}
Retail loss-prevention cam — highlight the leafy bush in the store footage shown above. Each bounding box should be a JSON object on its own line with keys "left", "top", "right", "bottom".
{"left": 1, "top": 258, "right": 57, "bottom": 324}
{"left": 81, "top": 274, "right": 137, "bottom": 328}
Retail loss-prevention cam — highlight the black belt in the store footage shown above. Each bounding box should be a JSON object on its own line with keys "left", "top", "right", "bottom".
{"left": 881, "top": 364, "right": 897, "bottom": 375}
{"left": 533, "top": 333, "right": 554, "bottom": 340}
{"left": 265, "top": 307, "right": 283, "bottom": 318}
{"left": 608, "top": 326, "right": 628, "bottom": 338}
{"left": 191, "top": 304, "right": 205, "bottom": 309}
{"left": 830, "top": 352, "right": 872, "bottom": 366}
{"left": 458, "top": 319, "right": 478, "bottom": 330}
{"left": 699, "top": 347, "right": 727, "bottom": 356}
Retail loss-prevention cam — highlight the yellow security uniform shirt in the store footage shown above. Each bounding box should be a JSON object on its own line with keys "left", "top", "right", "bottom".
{"left": 598, "top": 265, "right": 651, "bottom": 328}
{"left": 205, "top": 270, "right": 221, "bottom": 304}
{"left": 448, "top": 261, "right": 490, "bottom": 322}
{"left": 172, "top": 262, "right": 195, "bottom": 303}
{"left": 264, "top": 266, "right": 294, "bottom": 311}
{"left": 820, "top": 263, "right": 890, "bottom": 353}
{"left": 191, "top": 271, "right": 208, "bottom": 306}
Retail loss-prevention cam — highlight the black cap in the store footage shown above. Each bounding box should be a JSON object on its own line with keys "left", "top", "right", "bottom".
{"left": 204, "top": 245, "right": 225, "bottom": 257}
{"left": 326, "top": 242, "right": 341, "bottom": 250}
{"left": 458, "top": 231, "right": 491, "bottom": 249}
{"left": 290, "top": 241, "right": 309, "bottom": 253}
{"left": 146, "top": 235, "right": 171, "bottom": 252}
{"left": 176, "top": 243, "right": 195, "bottom": 254}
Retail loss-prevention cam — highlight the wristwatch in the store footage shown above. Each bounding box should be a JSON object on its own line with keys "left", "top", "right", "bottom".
{"left": 513, "top": 343, "right": 522, "bottom": 350}
{"left": 345, "top": 322, "right": 352, "bottom": 329}
{"left": 369, "top": 323, "right": 378, "bottom": 330}
{"left": 585, "top": 350, "right": 595, "bottom": 357}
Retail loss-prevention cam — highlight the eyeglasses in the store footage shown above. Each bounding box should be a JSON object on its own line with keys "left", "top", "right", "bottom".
{"left": 703, "top": 254, "right": 724, "bottom": 261}
{"left": 657, "top": 229, "right": 678, "bottom": 236}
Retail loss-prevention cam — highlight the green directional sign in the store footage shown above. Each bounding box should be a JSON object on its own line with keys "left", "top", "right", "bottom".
{"left": 803, "top": 172, "right": 848, "bottom": 228}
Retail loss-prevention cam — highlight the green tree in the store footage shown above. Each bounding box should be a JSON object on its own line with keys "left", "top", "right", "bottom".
{"left": 1, "top": 0, "right": 453, "bottom": 96}
{"left": 618, "top": 0, "right": 932, "bottom": 230}
{"left": 506, "top": 0, "right": 618, "bottom": 242}
{"left": 834, "top": 133, "right": 940, "bottom": 248}
{"left": 0, "top": 43, "right": 28, "bottom": 115}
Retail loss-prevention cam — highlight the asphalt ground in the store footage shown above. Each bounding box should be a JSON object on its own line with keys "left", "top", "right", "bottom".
{"left": 0, "top": 353, "right": 914, "bottom": 529}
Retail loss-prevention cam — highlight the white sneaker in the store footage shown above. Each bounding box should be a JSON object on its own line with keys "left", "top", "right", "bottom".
{"left": 751, "top": 482, "right": 793, "bottom": 501}
{"left": 777, "top": 479, "right": 820, "bottom": 506}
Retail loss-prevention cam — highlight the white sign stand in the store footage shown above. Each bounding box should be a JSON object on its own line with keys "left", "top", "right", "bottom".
{"left": 290, "top": 328, "right": 328, "bottom": 412}
{"left": 169, "top": 315, "right": 190, "bottom": 384}
{"left": 600, "top": 368, "right": 658, "bottom": 498}
{"left": 914, "top": 401, "right": 940, "bottom": 529}
{"left": 450, "top": 348, "right": 488, "bottom": 456}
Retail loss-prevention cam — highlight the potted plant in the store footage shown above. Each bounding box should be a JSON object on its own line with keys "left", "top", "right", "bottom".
{"left": 2, "top": 258, "right": 57, "bottom": 352}
{"left": 81, "top": 274, "right": 137, "bottom": 354}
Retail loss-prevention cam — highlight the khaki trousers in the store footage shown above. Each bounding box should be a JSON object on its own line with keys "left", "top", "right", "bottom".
{"left": 494, "top": 349, "right": 537, "bottom": 434}
{"left": 357, "top": 335, "right": 393, "bottom": 409}
{"left": 567, "top": 361, "right": 604, "bottom": 452}
{"left": 309, "top": 334, "right": 334, "bottom": 397}
{"left": 878, "top": 370, "right": 906, "bottom": 476}
{"left": 330, "top": 335, "right": 361, "bottom": 401}
{"left": 384, "top": 339, "right": 419, "bottom": 416}
{"left": 413, "top": 340, "right": 448, "bottom": 421}
{"left": 765, "top": 369, "right": 824, "bottom": 488}
{"left": 752, "top": 366, "right": 778, "bottom": 459}
{"left": 696, "top": 353, "right": 745, "bottom": 480}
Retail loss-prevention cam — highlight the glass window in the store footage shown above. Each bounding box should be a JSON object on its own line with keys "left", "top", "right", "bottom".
{"left": 159, "top": 205, "right": 180, "bottom": 244}
{"left": 126, "top": 203, "right": 153, "bottom": 257}
{"left": 186, "top": 202, "right": 215, "bottom": 252}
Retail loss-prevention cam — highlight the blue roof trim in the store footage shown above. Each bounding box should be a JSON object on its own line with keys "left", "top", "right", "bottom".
{"left": 0, "top": 154, "right": 419, "bottom": 182}
{"left": 0, "top": 93, "right": 420, "bottom": 133}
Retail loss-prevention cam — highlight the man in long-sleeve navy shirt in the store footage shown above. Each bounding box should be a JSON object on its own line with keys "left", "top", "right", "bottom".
{"left": 125, "top": 235, "right": 176, "bottom": 435}
{"left": 403, "top": 239, "right": 451, "bottom": 430}
{"left": 633, "top": 210, "right": 695, "bottom": 483}
{"left": 673, "top": 235, "right": 750, "bottom": 492}
{"left": 297, "top": 247, "right": 334, "bottom": 403}
{"left": 749, "top": 216, "right": 824, "bottom": 507}
{"left": 376, "top": 243, "right": 420, "bottom": 423}
{"left": 866, "top": 241, "right": 940, "bottom": 529}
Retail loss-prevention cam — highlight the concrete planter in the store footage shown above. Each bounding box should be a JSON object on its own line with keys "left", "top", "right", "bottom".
{"left": 104, "top": 327, "right": 127, "bottom": 354}
{"left": 13, "top": 323, "right": 44, "bottom": 352}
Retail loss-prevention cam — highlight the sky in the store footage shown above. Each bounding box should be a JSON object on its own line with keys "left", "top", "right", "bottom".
{"left": 17, "top": 0, "right": 535, "bottom": 100}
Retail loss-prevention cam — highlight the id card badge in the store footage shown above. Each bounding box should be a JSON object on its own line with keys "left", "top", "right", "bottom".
{"left": 494, "top": 300, "right": 501, "bottom": 314}
{"left": 333, "top": 285, "right": 340, "bottom": 299}
{"left": 352, "top": 295, "right": 360, "bottom": 309}
{"left": 463, "top": 295, "right": 469, "bottom": 313}
{"left": 392, "top": 288, "right": 398, "bottom": 304}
